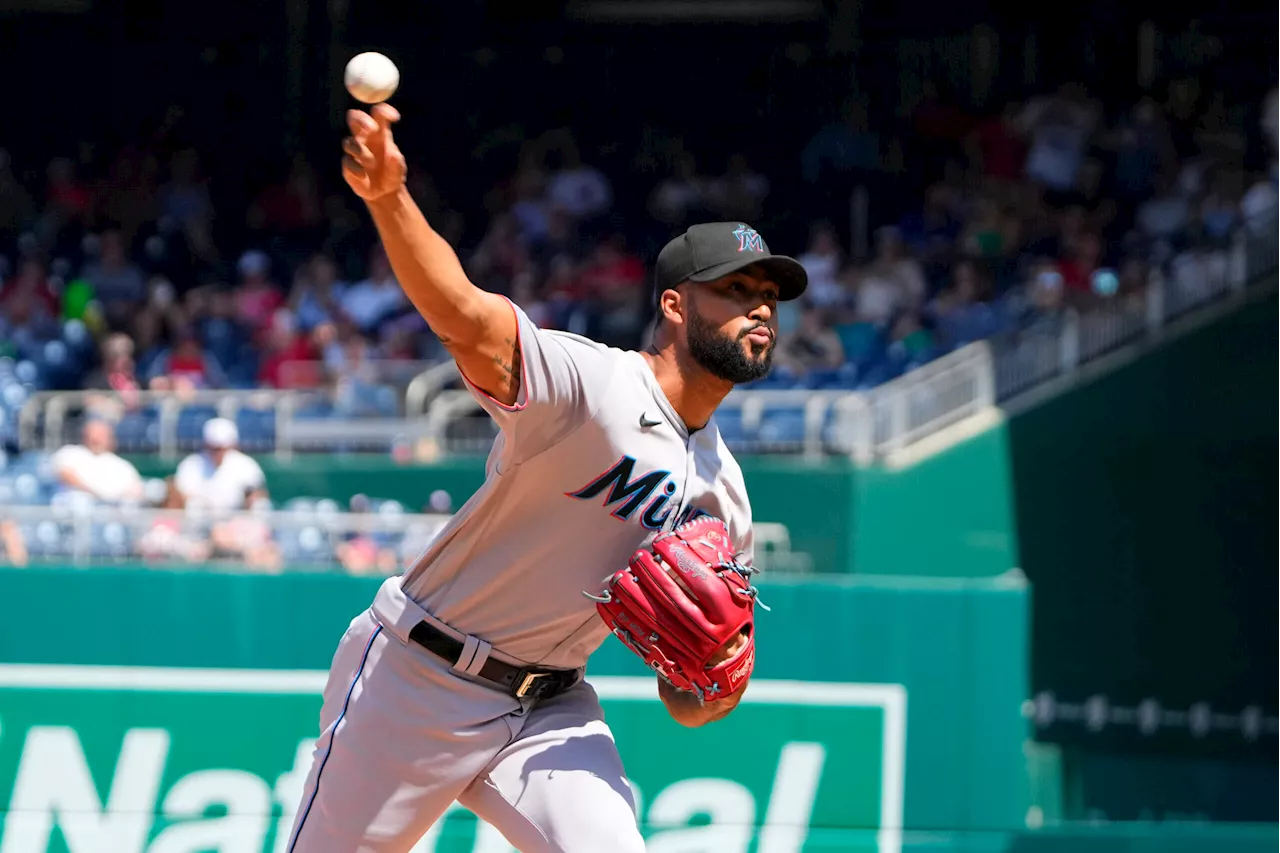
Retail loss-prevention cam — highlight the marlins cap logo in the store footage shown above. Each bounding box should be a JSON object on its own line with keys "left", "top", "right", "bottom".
{"left": 733, "top": 224, "right": 764, "bottom": 253}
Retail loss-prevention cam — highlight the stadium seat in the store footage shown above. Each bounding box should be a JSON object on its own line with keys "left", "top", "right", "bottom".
{"left": 115, "top": 407, "right": 162, "bottom": 453}
{"left": 235, "top": 409, "right": 277, "bottom": 452}
{"left": 278, "top": 524, "right": 335, "bottom": 567}
{"left": 176, "top": 406, "right": 219, "bottom": 449}
{"left": 713, "top": 409, "right": 749, "bottom": 447}
{"left": 21, "top": 520, "right": 70, "bottom": 560}
{"left": 757, "top": 408, "right": 808, "bottom": 450}
{"left": 89, "top": 522, "right": 133, "bottom": 560}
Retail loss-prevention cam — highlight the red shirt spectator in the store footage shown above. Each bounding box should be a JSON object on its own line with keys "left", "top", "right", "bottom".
{"left": 575, "top": 239, "right": 646, "bottom": 301}
{"left": 0, "top": 259, "right": 59, "bottom": 325}
{"left": 971, "top": 105, "right": 1028, "bottom": 182}
{"left": 234, "top": 251, "right": 285, "bottom": 338}
{"left": 258, "top": 310, "right": 318, "bottom": 388}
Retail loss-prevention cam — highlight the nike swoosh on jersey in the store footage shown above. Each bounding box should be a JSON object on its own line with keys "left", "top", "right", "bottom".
{"left": 639, "top": 413, "right": 663, "bottom": 428}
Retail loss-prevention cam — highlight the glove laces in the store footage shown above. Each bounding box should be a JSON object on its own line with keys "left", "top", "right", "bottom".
{"left": 715, "top": 555, "right": 770, "bottom": 612}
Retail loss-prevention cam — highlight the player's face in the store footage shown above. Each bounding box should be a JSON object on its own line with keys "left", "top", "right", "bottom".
{"left": 684, "top": 269, "right": 780, "bottom": 385}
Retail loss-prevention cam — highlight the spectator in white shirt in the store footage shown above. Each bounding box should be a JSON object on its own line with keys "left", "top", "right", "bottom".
{"left": 797, "top": 223, "right": 846, "bottom": 310}
{"left": 174, "top": 418, "right": 268, "bottom": 514}
{"left": 51, "top": 419, "right": 144, "bottom": 504}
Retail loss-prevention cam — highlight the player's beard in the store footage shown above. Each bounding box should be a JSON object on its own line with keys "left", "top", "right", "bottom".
{"left": 686, "top": 308, "right": 774, "bottom": 384}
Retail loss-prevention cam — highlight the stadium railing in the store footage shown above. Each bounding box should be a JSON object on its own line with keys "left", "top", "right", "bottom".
{"left": 0, "top": 501, "right": 813, "bottom": 573}
{"left": 993, "top": 211, "right": 1279, "bottom": 402}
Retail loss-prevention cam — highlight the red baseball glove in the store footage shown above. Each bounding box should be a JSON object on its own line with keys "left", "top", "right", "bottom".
{"left": 586, "top": 515, "right": 763, "bottom": 702}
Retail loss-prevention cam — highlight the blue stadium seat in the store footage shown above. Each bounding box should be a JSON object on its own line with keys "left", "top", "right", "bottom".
{"left": 176, "top": 406, "right": 219, "bottom": 448}
{"left": 294, "top": 401, "right": 335, "bottom": 420}
{"left": 713, "top": 409, "right": 748, "bottom": 447}
{"left": 757, "top": 408, "right": 807, "bottom": 449}
{"left": 21, "top": 520, "right": 69, "bottom": 559}
{"left": 115, "top": 407, "right": 162, "bottom": 453}
{"left": 235, "top": 409, "right": 276, "bottom": 452}
{"left": 89, "top": 522, "right": 133, "bottom": 560}
{"left": 279, "top": 525, "right": 335, "bottom": 566}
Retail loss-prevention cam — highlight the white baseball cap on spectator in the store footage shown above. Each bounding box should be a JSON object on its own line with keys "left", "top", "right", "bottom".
{"left": 203, "top": 417, "right": 239, "bottom": 449}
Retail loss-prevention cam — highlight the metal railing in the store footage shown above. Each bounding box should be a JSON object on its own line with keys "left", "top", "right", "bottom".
{"left": 993, "top": 208, "right": 1278, "bottom": 403}
{"left": 0, "top": 501, "right": 455, "bottom": 571}
{"left": 826, "top": 342, "right": 995, "bottom": 461}
{"left": 0, "top": 502, "right": 816, "bottom": 573}
{"left": 18, "top": 388, "right": 306, "bottom": 457}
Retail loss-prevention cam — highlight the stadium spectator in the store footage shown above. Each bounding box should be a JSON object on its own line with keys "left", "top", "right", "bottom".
{"left": 258, "top": 308, "right": 319, "bottom": 389}
{"left": 233, "top": 250, "right": 286, "bottom": 338}
{"left": 289, "top": 252, "right": 349, "bottom": 332}
{"left": 145, "top": 324, "right": 228, "bottom": 391}
{"left": 1019, "top": 84, "right": 1101, "bottom": 198}
{"left": 800, "top": 95, "right": 882, "bottom": 188}
{"left": 247, "top": 154, "right": 323, "bottom": 238}
{"left": 544, "top": 132, "right": 614, "bottom": 223}
{"left": 92, "top": 145, "right": 160, "bottom": 246}
{"left": 0, "top": 517, "right": 28, "bottom": 567}
{"left": 208, "top": 487, "right": 283, "bottom": 573}
{"left": 82, "top": 229, "right": 148, "bottom": 328}
{"left": 966, "top": 102, "right": 1029, "bottom": 183}
{"left": 158, "top": 148, "right": 217, "bottom": 264}
{"left": 574, "top": 233, "right": 647, "bottom": 347}
{"left": 340, "top": 244, "right": 408, "bottom": 334}
{"left": 136, "top": 478, "right": 213, "bottom": 564}
{"left": 1, "top": 256, "right": 59, "bottom": 322}
{"left": 173, "top": 418, "right": 269, "bottom": 514}
{"left": 82, "top": 332, "right": 144, "bottom": 411}
{"left": 648, "top": 152, "right": 711, "bottom": 228}
{"left": 336, "top": 493, "right": 400, "bottom": 576}
{"left": 50, "top": 418, "right": 144, "bottom": 504}
{"left": 796, "top": 223, "right": 846, "bottom": 310}
{"left": 775, "top": 306, "right": 845, "bottom": 376}
{"left": 41, "top": 156, "right": 91, "bottom": 238}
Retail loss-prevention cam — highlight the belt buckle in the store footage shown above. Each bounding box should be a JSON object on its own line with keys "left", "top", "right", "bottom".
{"left": 513, "top": 669, "right": 554, "bottom": 699}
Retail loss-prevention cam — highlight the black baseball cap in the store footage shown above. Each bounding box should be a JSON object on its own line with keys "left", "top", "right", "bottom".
{"left": 654, "top": 222, "right": 808, "bottom": 303}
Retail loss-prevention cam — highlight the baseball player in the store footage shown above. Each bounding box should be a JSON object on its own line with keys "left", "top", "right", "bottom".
{"left": 286, "top": 103, "right": 808, "bottom": 852}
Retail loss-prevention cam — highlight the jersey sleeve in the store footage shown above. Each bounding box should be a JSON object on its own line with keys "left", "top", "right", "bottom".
{"left": 458, "top": 298, "right": 611, "bottom": 466}
{"left": 735, "top": 523, "right": 756, "bottom": 570}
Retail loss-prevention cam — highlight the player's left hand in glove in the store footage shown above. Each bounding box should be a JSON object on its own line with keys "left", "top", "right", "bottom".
{"left": 586, "top": 515, "right": 763, "bottom": 703}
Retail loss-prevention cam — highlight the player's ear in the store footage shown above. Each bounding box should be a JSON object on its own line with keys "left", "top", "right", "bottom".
{"left": 659, "top": 286, "right": 686, "bottom": 327}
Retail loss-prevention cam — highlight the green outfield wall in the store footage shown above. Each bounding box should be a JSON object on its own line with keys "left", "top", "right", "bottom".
{"left": 0, "top": 566, "right": 1030, "bottom": 852}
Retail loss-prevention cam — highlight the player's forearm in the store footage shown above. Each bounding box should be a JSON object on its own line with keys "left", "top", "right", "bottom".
{"left": 364, "top": 187, "right": 495, "bottom": 348}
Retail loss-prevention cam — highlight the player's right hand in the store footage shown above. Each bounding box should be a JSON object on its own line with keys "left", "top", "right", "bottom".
{"left": 342, "top": 103, "right": 406, "bottom": 202}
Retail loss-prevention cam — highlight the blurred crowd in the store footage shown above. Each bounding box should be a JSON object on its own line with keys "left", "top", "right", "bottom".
{"left": 0, "top": 43, "right": 1276, "bottom": 569}
{"left": 1, "top": 75, "right": 1275, "bottom": 414}
{"left": 0, "top": 415, "right": 454, "bottom": 573}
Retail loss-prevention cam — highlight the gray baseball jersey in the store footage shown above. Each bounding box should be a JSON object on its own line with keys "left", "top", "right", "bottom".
{"left": 286, "top": 300, "right": 755, "bottom": 852}
{"left": 401, "top": 300, "right": 755, "bottom": 667}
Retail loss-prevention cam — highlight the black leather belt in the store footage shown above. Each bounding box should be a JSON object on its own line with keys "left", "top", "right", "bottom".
{"left": 408, "top": 620, "right": 580, "bottom": 701}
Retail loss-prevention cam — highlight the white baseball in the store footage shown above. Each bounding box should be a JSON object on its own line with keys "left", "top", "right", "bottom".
{"left": 344, "top": 52, "right": 400, "bottom": 105}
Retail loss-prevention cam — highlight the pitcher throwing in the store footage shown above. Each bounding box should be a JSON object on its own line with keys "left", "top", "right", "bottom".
{"left": 286, "top": 103, "right": 808, "bottom": 852}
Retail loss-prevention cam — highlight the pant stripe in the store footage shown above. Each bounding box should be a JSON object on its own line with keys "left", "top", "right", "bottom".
{"left": 288, "top": 624, "right": 383, "bottom": 851}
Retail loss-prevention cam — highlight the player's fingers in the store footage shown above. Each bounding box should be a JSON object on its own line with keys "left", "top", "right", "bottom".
{"left": 371, "top": 102, "right": 401, "bottom": 128}
{"left": 347, "top": 109, "right": 378, "bottom": 140}
{"left": 342, "top": 136, "right": 372, "bottom": 163}
{"left": 341, "top": 155, "right": 368, "bottom": 184}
